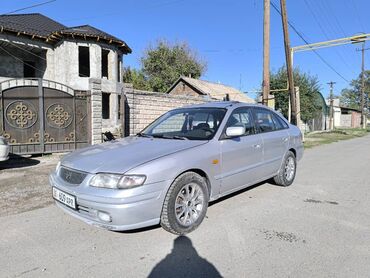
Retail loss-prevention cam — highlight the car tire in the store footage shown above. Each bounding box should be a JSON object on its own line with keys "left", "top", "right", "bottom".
{"left": 273, "top": 151, "right": 297, "bottom": 187}
{"left": 160, "top": 172, "right": 209, "bottom": 235}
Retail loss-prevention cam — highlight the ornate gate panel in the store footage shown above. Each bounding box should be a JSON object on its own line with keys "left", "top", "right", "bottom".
{"left": 0, "top": 79, "right": 90, "bottom": 155}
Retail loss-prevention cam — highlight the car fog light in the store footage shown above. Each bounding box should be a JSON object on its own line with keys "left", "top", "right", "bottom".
{"left": 97, "top": 211, "right": 112, "bottom": 223}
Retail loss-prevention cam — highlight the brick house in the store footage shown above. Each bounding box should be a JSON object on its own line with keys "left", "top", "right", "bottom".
{"left": 167, "top": 77, "right": 255, "bottom": 103}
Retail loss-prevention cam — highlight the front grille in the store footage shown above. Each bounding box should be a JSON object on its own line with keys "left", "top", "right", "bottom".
{"left": 59, "top": 167, "right": 87, "bottom": 185}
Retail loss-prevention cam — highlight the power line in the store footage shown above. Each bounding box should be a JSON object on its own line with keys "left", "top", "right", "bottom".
{"left": 0, "top": 44, "right": 44, "bottom": 74}
{"left": 302, "top": 0, "right": 351, "bottom": 70}
{"left": 4, "top": 40, "right": 47, "bottom": 61}
{"left": 313, "top": 0, "right": 353, "bottom": 70}
{"left": 321, "top": 1, "right": 347, "bottom": 37}
{"left": 0, "top": 43, "right": 90, "bottom": 78}
{"left": 1, "top": 0, "right": 56, "bottom": 16}
{"left": 350, "top": 0, "right": 366, "bottom": 32}
{"left": 270, "top": 0, "right": 349, "bottom": 83}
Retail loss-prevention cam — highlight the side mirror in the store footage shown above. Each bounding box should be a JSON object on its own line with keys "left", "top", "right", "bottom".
{"left": 225, "top": 126, "right": 245, "bottom": 138}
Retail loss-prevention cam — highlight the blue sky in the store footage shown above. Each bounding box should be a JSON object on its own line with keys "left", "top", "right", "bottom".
{"left": 2, "top": 0, "right": 369, "bottom": 99}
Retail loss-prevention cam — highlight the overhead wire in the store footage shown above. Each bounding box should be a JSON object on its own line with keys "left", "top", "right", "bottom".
{"left": 0, "top": 42, "right": 91, "bottom": 78}
{"left": 270, "top": 0, "right": 349, "bottom": 83}
{"left": 349, "top": 0, "right": 366, "bottom": 32}
{"left": 302, "top": 0, "right": 351, "bottom": 70}
{"left": 313, "top": 0, "right": 354, "bottom": 71}
{"left": 1, "top": 0, "right": 56, "bottom": 16}
{"left": 0, "top": 44, "right": 45, "bottom": 74}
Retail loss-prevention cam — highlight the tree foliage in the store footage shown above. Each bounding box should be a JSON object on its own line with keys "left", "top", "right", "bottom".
{"left": 340, "top": 70, "right": 370, "bottom": 110}
{"left": 123, "top": 41, "right": 207, "bottom": 92}
{"left": 270, "top": 67, "right": 323, "bottom": 123}
{"left": 122, "top": 67, "right": 150, "bottom": 91}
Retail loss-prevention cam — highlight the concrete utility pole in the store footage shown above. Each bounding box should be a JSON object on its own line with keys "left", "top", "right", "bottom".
{"left": 356, "top": 43, "right": 369, "bottom": 128}
{"left": 262, "top": 0, "right": 270, "bottom": 106}
{"left": 280, "top": 0, "right": 297, "bottom": 125}
{"left": 328, "top": 81, "right": 336, "bottom": 130}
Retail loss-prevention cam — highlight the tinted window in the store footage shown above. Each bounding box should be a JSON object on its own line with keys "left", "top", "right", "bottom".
{"left": 225, "top": 107, "right": 254, "bottom": 136}
{"left": 275, "top": 113, "right": 289, "bottom": 129}
{"left": 253, "top": 108, "right": 278, "bottom": 133}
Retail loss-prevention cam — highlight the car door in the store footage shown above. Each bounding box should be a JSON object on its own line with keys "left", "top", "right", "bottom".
{"left": 219, "top": 107, "right": 264, "bottom": 195}
{"left": 252, "top": 108, "right": 289, "bottom": 177}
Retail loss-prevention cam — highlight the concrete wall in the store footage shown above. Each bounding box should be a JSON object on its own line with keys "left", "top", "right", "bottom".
{"left": 340, "top": 114, "right": 352, "bottom": 128}
{"left": 0, "top": 35, "right": 123, "bottom": 92}
{"left": 0, "top": 43, "right": 46, "bottom": 78}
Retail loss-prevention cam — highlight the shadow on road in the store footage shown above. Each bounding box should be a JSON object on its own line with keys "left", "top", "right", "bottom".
{"left": 148, "top": 236, "right": 222, "bottom": 278}
{"left": 0, "top": 154, "right": 41, "bottom": 170}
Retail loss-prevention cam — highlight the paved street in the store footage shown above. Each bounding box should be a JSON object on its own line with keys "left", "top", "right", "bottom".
{"left": 1, "top": 135, "right": 370, "bottom": 278}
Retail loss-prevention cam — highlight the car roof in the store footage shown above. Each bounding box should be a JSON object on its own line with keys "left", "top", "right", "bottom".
{"left": 180, "top": 101, "right": 268, "bottom": 110}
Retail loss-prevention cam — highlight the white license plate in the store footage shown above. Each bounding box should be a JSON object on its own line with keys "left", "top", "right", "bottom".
{"left": 52, "top": 187, "right": 76, "bottom": 210}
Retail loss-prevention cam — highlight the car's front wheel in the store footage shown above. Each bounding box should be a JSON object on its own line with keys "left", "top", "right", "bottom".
{"left": 160, "top": 172, "right": 209, "bottom": 235}
{"left": 273, "top": 150, "right": 297, "bottom": 186}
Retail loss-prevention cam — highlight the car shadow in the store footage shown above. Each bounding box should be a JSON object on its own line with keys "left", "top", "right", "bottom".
{"left": 209, "top": 179, "right": 275, "bottom": 207}
{"left": 148, "top": 236, "right": 222, "bottom": 278}
{"left": 0, "top": 154, "right": 41, "bottom": 170}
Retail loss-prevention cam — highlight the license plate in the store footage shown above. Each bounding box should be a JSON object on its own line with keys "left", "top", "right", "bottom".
{"left": 52, "top": 187, "right": 76, "bottom": 210}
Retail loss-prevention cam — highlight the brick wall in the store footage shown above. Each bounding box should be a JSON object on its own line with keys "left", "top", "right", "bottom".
{"left": 123, "top": 84, "right": 207, "bottom": 135}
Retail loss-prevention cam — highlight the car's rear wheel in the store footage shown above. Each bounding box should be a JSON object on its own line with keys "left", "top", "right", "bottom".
{"left": 160, "top": 172, "right": 209, "bottom": 235}
{"left": 273, "top": 151, "right": 296, "bottom": 186}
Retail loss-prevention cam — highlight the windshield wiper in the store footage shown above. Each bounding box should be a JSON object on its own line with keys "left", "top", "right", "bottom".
{"left": 136, "top": 132, "right": 152, "bottom": 138}
{"left": 152, "top": 134, "right": 188, "bottom": 140}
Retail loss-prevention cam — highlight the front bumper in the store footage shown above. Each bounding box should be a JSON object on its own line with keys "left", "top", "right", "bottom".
{"left": 49, "top": 172, "right": 170, "bottom": 231}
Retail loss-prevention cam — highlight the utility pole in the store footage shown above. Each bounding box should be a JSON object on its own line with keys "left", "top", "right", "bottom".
{"left": 280, "top": 0, "right": 297, "bottom": 125}
{"left": 328, "top": 81, "right": 336, "bottom": 130}
{"left": 356, "top": 43, "right": 369, "bottom": 128}
{"left": 262, "top": 0, "right": 270, "bottom": 106}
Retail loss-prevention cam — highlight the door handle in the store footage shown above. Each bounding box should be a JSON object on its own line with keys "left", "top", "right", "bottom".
{"left": 282, "top": 137, "right": 289, "bottom": 142}
{"left": 253, "top": 144, "right": 261, "bottom": 149}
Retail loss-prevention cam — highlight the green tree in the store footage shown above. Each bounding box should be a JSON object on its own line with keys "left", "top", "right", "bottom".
{"left": 122, "top": 67, "right": 150, "bottom": 91}
{"left": 142, "top": 40, "right": 206, "bottom": 92}
{"left": 270, "top": 67, "right": 322, "bottom": 123}
{"left": 340, "top": 70, "right": 370, "bottom": 110}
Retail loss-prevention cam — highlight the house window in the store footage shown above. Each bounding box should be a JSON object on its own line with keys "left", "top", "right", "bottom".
{"left": 102, "top": 93, "right": 110, "bottom": 119}
{"left": 102, "top": 49, "right": 109, "bottom": 79}
{"left": 23, "top": 61, "right": 36, "bottom": 77}
{"left": 79, "top": 46, "right": 90, "bottom": 77}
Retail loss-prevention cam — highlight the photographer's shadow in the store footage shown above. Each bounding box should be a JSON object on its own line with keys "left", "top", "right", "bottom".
{"left": 148, "top": 236, "right": 222, "bottom": 278}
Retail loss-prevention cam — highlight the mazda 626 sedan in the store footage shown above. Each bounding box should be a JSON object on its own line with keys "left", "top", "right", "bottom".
{"left": 50, "top": 101, "right": 303, "bottom": 235}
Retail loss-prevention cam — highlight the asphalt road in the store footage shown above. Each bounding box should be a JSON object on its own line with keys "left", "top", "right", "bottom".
{"left": 1, "top": 135, "right": 370, "bottom": 278}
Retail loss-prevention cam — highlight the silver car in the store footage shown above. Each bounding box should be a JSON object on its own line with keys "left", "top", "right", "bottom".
{"left": 50, "top": 102, "right": 303, "bottom": 234}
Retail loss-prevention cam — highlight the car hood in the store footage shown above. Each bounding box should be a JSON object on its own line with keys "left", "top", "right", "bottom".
{"left": 61, "top": 137, "right": 207, "bottom": 174}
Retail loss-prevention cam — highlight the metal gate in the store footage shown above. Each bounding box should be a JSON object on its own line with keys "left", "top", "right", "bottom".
{"left": 0, "top": 78, "right": 90, "bottom": 155}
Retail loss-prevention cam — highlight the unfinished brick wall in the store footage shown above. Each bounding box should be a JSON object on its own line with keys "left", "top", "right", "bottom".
{"left": 123, "top": 85, "right": 207, "bottom": 136}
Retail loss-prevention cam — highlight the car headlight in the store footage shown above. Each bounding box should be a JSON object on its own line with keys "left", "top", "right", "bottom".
{"left": 89, "top": 174, "right": 146, "bottom": 189}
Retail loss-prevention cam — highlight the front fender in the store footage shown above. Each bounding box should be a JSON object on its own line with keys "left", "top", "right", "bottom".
{"left": 124, "top": 140, "right": 222, "bottom": 200}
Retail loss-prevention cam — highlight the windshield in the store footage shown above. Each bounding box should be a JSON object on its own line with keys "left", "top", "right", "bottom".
{"left": 141, "top": 108, "right": 226, "bottom": 140}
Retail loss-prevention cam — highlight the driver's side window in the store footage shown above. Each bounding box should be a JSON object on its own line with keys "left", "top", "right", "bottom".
{"left": 225, "top": 108, "right": 255, "bottom": 136}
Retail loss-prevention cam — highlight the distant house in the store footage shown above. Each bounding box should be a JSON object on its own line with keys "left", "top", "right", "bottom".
{"left": 0, "top": 13, "right": 131, "bottom": 154}
{"left": 325, "top": 98, "right": 362, "bottom": 129}
{"left": 167, "top": 77, "right": 255, "bottom": 103}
